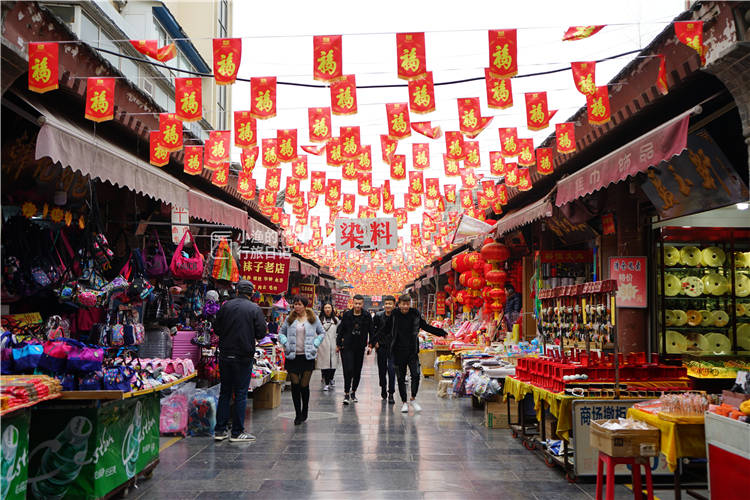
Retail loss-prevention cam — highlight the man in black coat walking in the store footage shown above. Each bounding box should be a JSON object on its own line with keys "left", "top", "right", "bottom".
{"left": 390, "top": 295, "right": 447, "bottom": 414}
{"left": 336, "top": 294, "right": 374, "bottom": 405}
{"left": 213, "top": 280, "right": 267, "bottom": 442}
{"left": 371, "top": 295, "right": 397, "bottom": 403}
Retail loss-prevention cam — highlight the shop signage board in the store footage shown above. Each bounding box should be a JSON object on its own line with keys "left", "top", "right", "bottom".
{"left": 538, "top": 250, "right": 593, "bottom": 263}
{"left": 572, "top": 399, "right": 672, "bottom": 477}
{"left": 331, "top": 291, "right": 350, "bottom": 310}
{"left": 299, "top": 283, "right": 316, "bottom": 303}
{"left": 436, "top": 291, "right": 446, "bottom": 315}
{"left": 609, "top": 256, "right": 647, "bottom": 308}
{"left": 27, "top": 394, "right": 159, "bottom": 499}
{"left": 335, "top": 217, "right": 398, "bottom": 251}
{"left": 238, "top": 252, "right": 291, "bottom": 294}
{"left": 1, "top": 409, "right": 30, "bottom": 500}
{"left": 171, "top": 206, "right": 189, "bottom": 244}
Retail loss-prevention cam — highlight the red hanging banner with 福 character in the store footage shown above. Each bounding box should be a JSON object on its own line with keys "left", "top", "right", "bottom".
{"left": 310, "top": 171, "right": 326, "bottom": 195}
{"left": 262, "top": 138, "right": 280, "bottom": 168}
{"left": 28, "top": 42, "right": 58, "bottom": 93}
{"left": 463, "top": 141, "right": 480, "bottom": 169}
{"left": 85, "top": 77, "right": 115, "bottom": 122}
{"left": 408, "top": 171, "right": 424, "bottom": 194}
{"left": 489, "top": 151, "right": 505, "bottom": 176}
{"left": 408, "top": 71, "right": 435, "bottom": 114}
{"left": 381, "top": 135, "right": 398, "bottom": 164}
{"left": 412, "top": 143, "right": 430, "bottom": 170}
{"left": 356, "top": 146, "right": 372, "bottom": 172}
{"left": 562, "top": 25, "right": 605, "bottom": 41}
{"left": 211, "top": 163, "right": 229, "bottom": 187}
{"left": 237, "top": 172, "right": 254, "bottom": 197}
{"left": 308, "top": 107, "right": 332, "bottom": 143}
{"left": 342, "top": 193, "right": 355, "bottom": 214}
{"left": 159, "top": 113, "right": 183, "bottom": 152}
{"left": 390, "top": 155, "right": 406, "bottom": 180}
{"left": 265, "top": 167, "right": 281, "bottom": 191}
{"left": 357, "top": 173, "right": 373, "bottom": 196}
{"left": 488, "top": 29, "right": 518, "bottom": 78}
{"left": 571, "top": 61, "right": 596, "bottom": 96}
{"left": 325, "top": 179, "right": 342, "bottom": 207}
{"left": 586, "top": 85, "right": 611, "bottom": 125}
{"left": 460, "top": 169, "right": 479, "bottom": 189}
{"left": 525, "top": 92, "right": 555, "bottom": 131}
{"left": 411, "top": 121, "right": 442, "bottom": 139}
{"left": 498, "top": 127, "right": 519, "bottom": 157}
{"left": 250, "top": 77, "right": 276, "bottom": 119}
{"left": 445, "top": 131, "right": 464, "bottom": 160}
{"left": 496, "top": 183, "right": 508, "bottom": 205}
{"left": 238, "top": 252, "right": 291, "bottom": 295}
{"left": 444, "top": 184, "right": 457, "bottom": 203}
{"left": 505, "top": 163, "right": 519, "bottom": 187}
{"left": 517, "top": 138, "right": 535, "bottom": 167}
{"left": 443, "top": 155, "right": 460, "bottom": 177}
{"left": 425, "top": 178, "right": 440, "bottom": 200}
{"left": 326, "top": 137, "right": 343, "bottom": 166}
{"left": 213, "top": 38, "right": 241, "bottom": 85}
{"left": 457, "top": 97, "right": 492, "bottom": 138}
{"left": 149, "top": 131, "right": 169, "bottom": 167}
{"left": 285, "top": 177, "right": 301, "bottom": 202}
{"left": 396, "top": 32, "right": 427, "bottom": 80}
{"left": 340, "top": 126, "right": 361, "bottom": 158}
{"left": 674, "top": 21, "right": 705, "bottom": 65}
{"left": 655, "top": 54, "right": 668, "bottom": 95}
{"left": 240, "top": 147, "right": 259, "bottom": 174}
{"left": 175, "top": 77, "right": 202, "bottom": 122}
{"left": 313, "top": 35, "right": 343, "bottom": 82}
{"left": 276, "top": 129, "right": 298, "bottom": 163}
{"left": 536, "top": 147, "right": 554, "bottom": 175}
{"left": 330, "top": 74, "right": 357, "bottom": 115}
{"left": 517, "top": 167, "right": 532, "bottom": 191}
{"left": 234, "top": 111, "right": 257, "bottom": 148}
{"left": 184, "top": 145, "right": 203, "bottom": 175}
{"left": 205, "top": 130, "right": 230, "bottom": 169}
{"left": 484, "top": 68, "right": 512, "bottom": 109}
{"left": 342, "top": 160, "right": 358, "bottom": 181}
{"left": 386, "top": 103, "right": 411, "bottom": 140}
{"left": 555, "top": 122, "right": 576, "bottom": 154}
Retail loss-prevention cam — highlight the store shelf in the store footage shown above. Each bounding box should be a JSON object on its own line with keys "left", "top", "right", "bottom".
{"left": 0, "top": 393, "right": 61, "bottom": 416}
{"left": 664, "top": 326, "right": 730, "bottom": 331}
{"left": 58, "top": 373, "right": 197, "bottom": 401}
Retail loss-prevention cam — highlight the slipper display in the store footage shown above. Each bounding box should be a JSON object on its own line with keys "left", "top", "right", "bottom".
{"left": 663, "top": 274, "right": 681, "bottom": 296}
{"left": 704, "top": 273, "right": 729, "bottom": 296}
{"left": 665, "top": 330, "right": 688, "bottom": 354}
{"left": 734, "top": 273, "right": 750, "bottom": 297}
{"left": 680, "top": 246, "right": 702, "bottom": 266}
{"left": 664, "top": 310, "right": 675, "bottom": 326}
{"left": 734, "top": 252, "right": 748, "bottom": 268}
{"left": 663, "top": 246, "right": 680, "bottom": 266}
{"left": 672, "top": 309, "right": 688, "bottom": 326}
{"left": 737, "top": 324, "right": 750, "bottom": 351}
{"left": 699, "top": 310, "right": 713, "bottom": 327}
{"left": 737, "top": 303, "right": 747, "bottom": 317}
{"left": 682, "top": 276, "right": 703, "bottom": 297}
{"left": 710, "top": 310, "right": 729, "bottom": 327}
{"left": 702, "top": 333, "right": 732, "bottom": 353}
{"left": 686, "top": 310, "right": 703, "bottom": 327}
{"left": 701, "top": 247, "right": 725, "bottom": 267}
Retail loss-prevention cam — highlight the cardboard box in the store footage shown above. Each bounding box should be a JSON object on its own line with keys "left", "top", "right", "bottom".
{"left": 437, "top": 359, "right": 460, "bottom": 375}
{"left": 253, "top": 381, "right": 282, "bottom": 409}
{"left": 590, "top": 419, "right": 660, "bottom": 457}
{"left": 419, "top": 349, "right": 436, "bottom": 376}
{"left": 485, "top": 400, "right": 518, "bottom": 429}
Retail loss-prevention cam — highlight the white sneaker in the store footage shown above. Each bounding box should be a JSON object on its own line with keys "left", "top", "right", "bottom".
{"left": 323, "top": 385, "right": 330, "bottom": 391}
{"left": 400, "top": 402, "right": 409, "bottom": 413}
{"left": 411, "top": 401, "right": 422, "bottom": 412}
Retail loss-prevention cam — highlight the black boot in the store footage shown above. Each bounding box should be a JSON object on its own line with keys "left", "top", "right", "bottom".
{"left": 291, "top": 384, "right": 302, "bottom": 425}
{"left": 381, "top": 387, "right": 387, "bottom": 400}
{"left": 301, "top": 386, "right": 310, "bottom": 421}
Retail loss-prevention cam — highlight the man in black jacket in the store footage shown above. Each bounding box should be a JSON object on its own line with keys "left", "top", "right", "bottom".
{"left": 371, "top": 295, "right": 397, "bottom": 403}
{"left": 336, "top": 294, "right": 373, "bottom": 405}
{"left": 391, "top": 295, "right": 447, "bottom": 414}
{"left": 213, "top": 280, "right": 267, "bottom": 442}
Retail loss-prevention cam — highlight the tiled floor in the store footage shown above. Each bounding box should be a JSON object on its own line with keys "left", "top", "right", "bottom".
{"left": 135, "top": 356, "right": 707, "bottom": 499}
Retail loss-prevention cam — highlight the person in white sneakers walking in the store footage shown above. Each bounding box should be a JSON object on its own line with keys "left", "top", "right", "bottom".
{"left": 390, "top": 295, "right": 447, "bottom": 413}
{"left": 316, "top": 302, "right": 339, "bottom": 391}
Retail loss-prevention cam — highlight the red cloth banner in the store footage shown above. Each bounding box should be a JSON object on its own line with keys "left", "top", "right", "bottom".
{"left": 498, "top": 127, "right": 519, "bottom": 157}
{"left": 276, "top": 129, "right": 298, "bottom": 163}
{"left": 213, "top": 38, "right": 241, "bottom": 85}
{"left": 341, "top": 126, "right": 361, "bottom": 158}
{"left": 674, "top": 21, "right": 705, "bottom": 65}
{"left": 240, "top": 147, "right": 259, "bottom": 173}
{"left": 655, "top": 54, "right": 668, "bottom": 95}
{"left": 460, "top": 169, "right": 479, "bottom": 189}
{"left": 250, "top": 77, "right": 277, "bottom": 119}
{"left": 457, "top": 97, "right": 492, "bottom": 138}
{"left": 85, "top": 77, "right": 115, "bottom": 122}
{"left": 262, "top": 138, "right": 280, "bottom": 168}
{"left": 463, "top": 141, "right": 480, "bottom": 168}
{"left": 357, "top": 173, "right": 373, "bottom": 196}
{"left": 562, "top": 25, "right": 605, "bottom": 41}
{"left": 368, "top": 188, "right": 381, "bottom": 210}
{"left": 444, "top": 184, "right": 457, "bottom": 203}
{"left": 342, "top": 193, "right": 355, "bottom": 214}
{"left": 325, "top": 179, "right": 342, "bottom": 207}
{"left": 326, "top": 137, "right": 343, "bottom": 166}
{"left": 396, "top": 32, "right": 427, "bottom": 80}
{"left": 308, "top": 107, "right": 332, "bottom": 142}
{"left": 425, "top": 178, "right": 440, "bottom": 200}
{"left": 301, "top": 144, "right": 325, "bottom": 156}
{"left": 445, "top": 131, "right": 464, "bottom": 160}
{"left": 571, "top": 61, "right": 596, "bottom": 96}
{"left": 234, "top": 111, "right": 257, "bottom": 148}
{"left": 205, "top": 130, "right": 230, "bottom": 169}
{"left": 481, "top": 180, "right": 496, "bottom": 200}
{"left": 496, "top": 183, "right": 508, "bottom": 205}
{"left": 609, "top": 257, "right": 647, "bottom": 308}
{"left": 443, "top": 154, "right": 460, "bottom": 176}
{"left": 517, "top": 168, "right": 532, "bottom": 191}
{"left": 386, "top": 103, "right": 411, "bottom": 140}
{"left": 517, "top": 138, "right": 535, "bottom": 167}
{"left": 149, "top": 131, "right": 169, "bottom": 167}
{"left": 536, "top": 147, "right": 554, "bottom": 175}
{"left": 390, "top": 154, "right": 406, "bottom": 180}
{"left": 211, "top": 163, "right": 229, "bottom": 187}
{"left": 342, "top": 160, "right": 358, "bottom": 181}
{"left": 175, "top": 78, "right": 202, "bottom": 122}
{"left": 237, "top": 172, "right": 254, "bottom": 197}
{"left": 489, "top": 151, "right": 505, "bottom": 176}
{"left": 285, "top": 177, "right": 301, "bottom": 202}
{"left": 238, "top": 253, "right": 291, "bottom": 295}
{"left": 156, "top": 43, "right": 176, "bottom": 62}
{"left": 412, "top": 143, "right": 430, "bottom": 169}
{"left": 408, "top": 72, "right": 435, "bottom": 114}
{"left": 331, "top": 74, "right": 357, "bottom": 115}
{"left": 555, "top": 122, "right": 576, "bottom": 154}
{"left": 28, "top": 42, "right": 58, "bottom": 93}
{"left": 411, "top": 121, "right": 442, "bottom": 139}
{"left": 265, "top": 167, "right": 281, "bottom": 191}
{"left": 313, "top": 35, "right": 343, "bottom": 82}
{"left": 291, "top": 155, "right": 308, "bottom": 180}
{"left": 130, "top": 40, "right": 158, "bottom": 58}
{"left": 310, "top": 171, "right": 326, "bottom": 195}
{"left": 184, "top": 145, "right": 203, "bottom": 175}
{"left": 356, "top": 146, "right": 372, "bottom": 172}
{"left": 525, "top": 92, "right": 555, "bottom": 131}
{"left": 505, "top": 163, "right": 519, "bottom": 187}
{"left": 460, "top": 189, "right": 474, "bottom": 209}
{"left": 488, "top": 29, "right": 518, "bottom": 78}
{"left": 586, "top": 85, "right": 611, "bottom": 125}
{"left": 484, "top": 68, "right": 512, "bottom": 109}
{"left": 381, "top": 134, "right": 398, "bottom": 164}
{"left": 477, "top": 192, "right": 490, "bottom": 210}
{"left": 409, "top": 171, "right": 424, "bottom": 194}
{"left": 159, "top": 113, "right": 183, "bottom": 152}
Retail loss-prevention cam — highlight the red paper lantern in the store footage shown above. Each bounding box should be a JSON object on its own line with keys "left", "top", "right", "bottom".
{"left": 481, "top": 242, "right": 511, "bottom": 264}
{"left": 485, "top": 269, "right": 508, "bottom": 286}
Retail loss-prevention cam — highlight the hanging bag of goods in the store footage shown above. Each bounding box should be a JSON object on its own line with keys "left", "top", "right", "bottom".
{"left": 143, "top": 229, "right": 169, "bottom": 278}
{"left": 210, "top": 238, "right": 240, "bottom": 282}
{"left": 170, "top": 230, "right": 204, "bottom": 280}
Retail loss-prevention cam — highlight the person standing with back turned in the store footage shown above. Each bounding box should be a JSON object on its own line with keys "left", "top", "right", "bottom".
{"left": 336, "top": 294, "right": 374, "bottom": 405}
{"left": 213, "top": 280, "right": 267, "bottom": 442}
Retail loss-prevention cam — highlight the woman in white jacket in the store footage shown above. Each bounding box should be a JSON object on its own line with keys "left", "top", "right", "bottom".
{"left": 316, "top": 302, "right": 339, "bottom": 391}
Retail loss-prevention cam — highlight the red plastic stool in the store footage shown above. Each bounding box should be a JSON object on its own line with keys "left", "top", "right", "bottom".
{"left": 595, "top": 451, "right": 654, "bottom": 500}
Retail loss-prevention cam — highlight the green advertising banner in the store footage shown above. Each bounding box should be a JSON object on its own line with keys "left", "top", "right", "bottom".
{"left": 1, "top": 409, "right": 30, "bottom": 500}
{"left": 27, "top": 393, "right": 159, "bottom": 499}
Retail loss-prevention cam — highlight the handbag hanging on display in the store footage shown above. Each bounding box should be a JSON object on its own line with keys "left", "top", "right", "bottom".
{"left": 211, "top": 238, "right": 240, "bottom": 282}
{"left": 144, "top": 229, "right": 169, "bottom": 278}
{"left": 170, "top": 230, "right": 204, "bottom": 280}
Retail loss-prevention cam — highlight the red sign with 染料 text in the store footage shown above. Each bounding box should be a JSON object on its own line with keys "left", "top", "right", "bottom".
{"left": 238, "top": 253, "right": 291, "bottom": 294}
{"left": 609, "top": 257, "right": 647, "bottom": 308}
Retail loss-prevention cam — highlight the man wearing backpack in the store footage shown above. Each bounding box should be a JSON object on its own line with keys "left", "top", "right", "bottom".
{"left": 213, "top": 280, "right": 267, "bottom": 442}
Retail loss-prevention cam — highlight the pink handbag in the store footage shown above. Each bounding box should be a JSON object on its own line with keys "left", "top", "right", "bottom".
{"left": 169, "top": 231, "right": 204, "bottom": 280}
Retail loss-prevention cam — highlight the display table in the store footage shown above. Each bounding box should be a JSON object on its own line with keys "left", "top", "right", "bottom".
{"left": 503, "top": 376, "right": 575, "bottom": 440}
{"left": 57, "top": 372, "right": 197, "bottom": 401}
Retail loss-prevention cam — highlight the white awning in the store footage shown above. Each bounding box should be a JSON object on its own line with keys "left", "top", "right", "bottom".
{"left": 495, "top": 194, "right": 554, "bottom": 237}
{"left": 33, "top": 102, "right": 190, "bottom": 209}
{"left": 187, "top": 190, "right": 247, "bottom": 231}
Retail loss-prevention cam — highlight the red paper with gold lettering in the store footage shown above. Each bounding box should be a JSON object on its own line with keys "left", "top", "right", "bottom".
{"left": 386, "top": 103, "right": 411, "bottom": 140}
{"left": 262, "top": 138, "right": 280, "bottom": 168}
{"left": 477, "top": 193, "right": 490, "bottom": 210}
{"left": 571, "top": 61, "right": 596, "bottom": 96}
{"left": 301, "top": 144, "right": 325, "bottom": 156}
{"left": 536, "top": 147, "right": 554, "bottom": 175}
{"left": 488, "top": 29, "right": 518, "bottom": 78}
{"left": 396, "top": 32, "right": 427, "bottom": 80}
{"left": 460, "top": 169, "right": 479, "bottom": 189}
{"left": 240, "top": 147, "right": 259, "bottom": 174}
{"left": 444, "top": 184, "right": 457, "bottom": 203}
{"left": 425, "top": 178, "right": 440, "bottom": 200}
{"left": 411, "top": 121, "right": 442, "bottom": 139}
{"left": 390, "top": 154, "right": 406, "bottom": 180}
{"left": 129, "top": 40, "right": 157, "bottom": 59}
{"left": 237, "top": 172, "right": 254, "bottom": 197}
{"left": 381, "top": 135, "right": 398, "bottom": 164}
{"left": 211, "top": 163, "right": 229, "bottom": 187}
{"left": 460, "top": 189, "right": 474, "bottom": 209}
{"left": 410, "top": 224, "right": 421, "bottom": 246}
{"left": 457, "top": 98, "right": 490, "bottom": 138}
{"left": 213, "top": 38, "right": 241, "bottom": 85}
{"left": 175, "top": 78, "right": 202, "bottom": 122}
{"left": 265, "top": 167, "right": 281, "bottom": 192}
{"left": 156, "top": 44, "right": 176, "bottom": 62}
{"left": 484, "top": 68, "right": 512, "bottom": 109}
{"left": 184, "top": 145, "right": 203, "bottom": 175}
{"left": 313, "top": 35, "right": 343, "bottom": 82}
{"left": 308, "top": 193, "right": 319, "bottom": 209}
{"left": 655, "top": 54, "right": 668, "bottom": 95}
{"left": 149, "top": 131, "right": 169, "bottom": 167}
{"left": 463, "top": 141, "right": 480, "bottom": 168}
{"left": 291, "top": 155, "right": 308, "bottom": 180}
{"left": 555, "top": 122, "right": 576, "bottom": 154}
{"left": 382, "top": 196, "right": 394, "bottom": 214}
{"left": 238, "top": 253, "right": 291, "bottom": 294}
{"left": 408, "top": 72, "right": 435, "bottom": 114}
{"left": 368, "top": 188, "right": 381, "bottom": 210}
{"left": 342, "top": 160, "right": 358, "bottom": 181}
{"left": 408, "top": 171, "right": 424, "bottom": 194}
{"left": 340, "top": 126, "right": 361, "bottom": 158}
{"left": 489, "top": 151, "right": 505, "bottom": 176}
{"left": 496, "top": 183, "right": 508, "bottom": 205}
{"left": 342, "top": 193, "right": 355, "bottom": 214}
{"left": 234, "top": 111, "right": 257, "bottom": 148}
{"left": 481, "top": 180, "right": 496, "bottom": 200}
{"left": 674, "top": 21, "right": 705, "bottom": 65}
{"left": 356, "top": 146, "right": 372, "bottom": 172}
{"left": 443, "top": 155, "right": 460, "bottom": 177}
{"left": 330, "top": 75, "right": 357, "bottom": 115}
{"left": 326, "top": 137, "right": 343, "bottom": 166}
{"left": 445, "top": 131, "right": 464, "bottom": 160}
{"left": 325, "top": 179, "right": 341, "bottom": 207}
{"left": 357, "top": 173, "right": 373, "bottom": 196}
{"left": 505, "top": 163, "right": 519, "bottom": 187}
{"left": 28, "top": 42, "right": 59, "bottom": 93}
{"left": 205, "top": 130, "right": 230, "bottom": 169}
{"left": 276, "top": 129, "right": 297, "bottom": 163}
{"left": 586, "top": 86, "right": 611, "bottom": 125}
{"left": 412, "top": 143, "right": 430, "bottom": 170}
{"left": 308, "top": 107, "right": 332, "bottom": 142}
{"left": 406, "top": 193, "right": 422, "bottom": 210}
{"left": 394, "top": 209, "right": 407, "bottom": 229}
{"left": 562, "top": 26, "right": 605, "bottom": 41}
{"left": 250, "top": 77, "right": 277, "bottom": 119}
{"left": 517, "top": 138, "right": 535, "bottom": 167}
{"left": 85, "top": 77, "right": 115, "bottom": 122}
{"left": 517, "top": 168, "right": 532, "bottom": 191}
{"left": 499, "top": 127, "right": 519, "bottom": 157}
{"left": 310, "top": 171, "right": 326, "bottom": 195}
{"left": 159, "top": 113, "right": 183, "bottom": 152}
{"left": 525, "top": 92, "right": 555, "bottom": 131}
{"left": 285, "top": 177, "right": 301, "bottom": 202}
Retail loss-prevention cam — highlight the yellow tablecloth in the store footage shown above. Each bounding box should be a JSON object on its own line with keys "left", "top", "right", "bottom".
{"left": 627, "top": 407, "right": 706, "bottom": 472}
{"left": 503, "top": 377, "right": 575, "bottom": 441}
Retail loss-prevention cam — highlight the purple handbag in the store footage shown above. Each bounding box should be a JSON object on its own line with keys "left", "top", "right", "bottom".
{"left": 144, "top": 230, "right": 169, "bottom": 278}
{"left": 67, "top": 341, "right": 104, "bottom": 373}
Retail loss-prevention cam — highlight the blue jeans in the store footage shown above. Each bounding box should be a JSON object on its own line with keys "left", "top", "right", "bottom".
{"left": 215, "top": 357, "right": 253, "bottom": 436}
